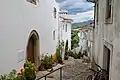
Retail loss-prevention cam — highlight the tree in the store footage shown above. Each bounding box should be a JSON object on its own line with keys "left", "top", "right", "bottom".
{"left": 71, "top": 30, "right": 79, "bottom": 49}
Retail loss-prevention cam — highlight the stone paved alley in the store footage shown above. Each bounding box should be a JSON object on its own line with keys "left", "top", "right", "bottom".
{"left": 62, "top": 57, "right": 92, "bottom": 80}
{"left": 37, "top": 57, "right": 92, "bottom": 80}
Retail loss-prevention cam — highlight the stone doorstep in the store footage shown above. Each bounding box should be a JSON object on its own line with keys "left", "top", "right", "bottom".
{"left": 36, "top": 64, "right": 64, "bottom": 79}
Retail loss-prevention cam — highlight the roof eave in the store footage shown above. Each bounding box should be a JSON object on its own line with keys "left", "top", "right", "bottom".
{"left": 86, "top": 0, "right": 95, "bottom": 3}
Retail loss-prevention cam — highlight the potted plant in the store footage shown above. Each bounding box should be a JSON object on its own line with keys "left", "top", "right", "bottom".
{"left": 56, "top": 47, "right": 63, "bottom": 64}
{"left": 23, "top": 60, "right": 37, "bottom": 80}
{"left": 44, "top": 55, "right": 53, "bottom": 69}
{"left": 38, "top": 59, "right": 45, "bottom": 71}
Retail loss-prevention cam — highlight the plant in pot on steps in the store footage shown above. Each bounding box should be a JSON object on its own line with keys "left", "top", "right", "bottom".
{"left": 38, "top": 54, "right": 46, "bottom": 71}
{"left": 23, "top": 60, "right": 38, "bottom": 80}
{"left": 44, "top": 55, "right": 53, "bottom": 69}
{"left": 44, "top": 55, "right": 54, "bottom": 72}
{"left": 56, "top": 46, "right": 63, "bottom": 64}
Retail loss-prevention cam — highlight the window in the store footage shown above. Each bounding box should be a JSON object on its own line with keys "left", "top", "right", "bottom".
{"left": 96, "top": 2, "right": 99, "bottom": 24}
{"left": 27, "top": 0, "right": 38, "bottom": 5}
{"left": 106, "top": 0, "right": 112, "bottom": 19}
{"left": 53, "top": 31, "right": 55, "bottom": 40}
{"left": 105, "top": 0, "right": 113, "bottom": 23}
{"left": 65, "top": 24, "right": 67, "bottom": 32}
{"left": 63, "top": 24, "right": 64, "bottom": 30}
{"left": 53, "top": 7, "right": 57, "bottom": 18}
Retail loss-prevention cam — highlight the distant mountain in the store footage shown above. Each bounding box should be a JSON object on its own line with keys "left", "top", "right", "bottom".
{"left": 72, "top": 20, "right": 93, "bottom": 29}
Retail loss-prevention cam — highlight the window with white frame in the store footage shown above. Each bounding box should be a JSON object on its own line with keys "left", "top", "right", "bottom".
{"left": 105, "top": 0, "right": 112, "bottom": 23}
{"left": 96, "top": 1, "right": 99, "bottom": 24}
{"left": 53, "top": 7, "right": 57, "bottom": 18}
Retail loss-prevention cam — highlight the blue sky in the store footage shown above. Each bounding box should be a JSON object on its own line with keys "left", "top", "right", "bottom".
{"left": 56, "top": 0, "right": 94, "bottom": 23}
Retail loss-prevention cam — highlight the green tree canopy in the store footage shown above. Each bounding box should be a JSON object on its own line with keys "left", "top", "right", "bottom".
{"left": 71, "top": 30, "right": 79, "bottom": 49}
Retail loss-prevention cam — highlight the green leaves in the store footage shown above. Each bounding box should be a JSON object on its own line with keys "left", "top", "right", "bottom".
{"left": 0, "top": 75, "right": 7, "bottom": 80}
{"left": 23, "top": 60, "right": 37, "bottom": 79}
{"left": 0, "top": 60, "right": 37, "bottom": 80}
{"left": 0, "top": 69, "right": 20, "bottom": 80}
{"left": 71, "top": 31, "right": 79, "bottom": 49}
{"left": 43, "top": 55, "right": 53, "bottom": 69}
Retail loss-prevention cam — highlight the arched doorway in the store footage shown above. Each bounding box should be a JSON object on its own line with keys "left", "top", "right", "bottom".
{"left": 26, "top": 30, "right": 40, "bottom": 67}
{"left": 64, "top": 40, "right": 68, "bottom": 60}
{"left": 65, "top": 40, "right": 68, "bottom": 53}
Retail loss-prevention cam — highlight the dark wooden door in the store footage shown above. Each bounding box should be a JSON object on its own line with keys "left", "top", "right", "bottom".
{"left": 27, "top": 37, "right": 35, "bottom": 63}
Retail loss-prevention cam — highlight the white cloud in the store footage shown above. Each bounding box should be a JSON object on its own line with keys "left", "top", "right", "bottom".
{"left": 56, "top": 0, "right": 94, "bottom": 23}
{"left": 68, "top": 10, "right": 94, "bottom": 23}
{"left": 68, "top": 0, "right": 94, "bottom": 10}
{"left": 58, "top": 0, "right": 94, "bottom": 11}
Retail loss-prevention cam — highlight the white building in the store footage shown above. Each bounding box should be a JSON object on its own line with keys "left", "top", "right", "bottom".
{"left": 0, "top": 0, "right": 60, "bottom": 75}
{"left": 78, "top": 27, "right": 88, "bottom": 53}
{"left": 88, "top": 0, "right": 120, "bottom": 80}
{"left": 87, "top": 22, "right": 94, "bottom": 58}
{"left": 78, "top": 22, "right": 94, "bottom": 56}
{"left": 59, "top": 10, "right": 72, "bottom": 50}
{"left": 58, "top": 9, "right": 72, "bottom": 59}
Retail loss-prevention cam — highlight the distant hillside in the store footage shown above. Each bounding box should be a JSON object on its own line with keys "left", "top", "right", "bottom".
{"left": 72, "top": 20, "right": 93, "bottom": 29}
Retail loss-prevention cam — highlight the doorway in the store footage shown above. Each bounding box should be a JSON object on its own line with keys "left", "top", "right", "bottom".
{"left": 26, "top": 30, "right": 40, "bottom": 67}
{"left": 103, "top": 45, "right": 110, "bottom": 80}
{"left": 64, "top": 40, "right": 68, "bottom": 60}
{"left": 65, "top": 40, "right": 68, "bottom": 53}
{"left": 27, "top": 36, "right": 35, "bottom": 63}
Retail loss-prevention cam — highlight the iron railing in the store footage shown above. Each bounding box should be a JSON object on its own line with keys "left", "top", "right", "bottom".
{"left": 36, "top": 67, "right": 63, "bottom": 80}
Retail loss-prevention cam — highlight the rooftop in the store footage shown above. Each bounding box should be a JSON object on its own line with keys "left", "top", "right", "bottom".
{"left": 86, "top": 0, "right": 95, "bottom": 3}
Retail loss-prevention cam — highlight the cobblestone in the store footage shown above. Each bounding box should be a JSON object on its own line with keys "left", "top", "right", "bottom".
{"left": 62, "top": 57, "right": 92, "bottom": 80}
{"left": 36, "top": 57, "right": 92, "bottom": 80}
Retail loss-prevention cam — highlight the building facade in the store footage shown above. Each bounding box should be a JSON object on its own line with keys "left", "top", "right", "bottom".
{"left": 79, "top": 27, "right": 88, "bottom": 53}
{"left": 0, "top": 0, "right": 60, "bottom": 75}
{"left": 88, "top": 0, "right": 120, "bottom": 80}
{"left": 59, "top": 10, "right": 72, "bottom": 50}
{"left": 58, "top": 10, "right": 72, "bottom": 59}
{"left": 78, "top": 22, "right": 94, "bottom": 56}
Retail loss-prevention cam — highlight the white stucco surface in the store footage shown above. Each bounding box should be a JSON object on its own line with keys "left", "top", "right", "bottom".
{"left": 58, "top": 11, "right": 72, "bottom": 50}
{"left": 79, "top": 30, "right": 88, "bottom": 53}
{"left": 0, "top": 0, "right": 59, "bottom": 74}
{"left": 92, "top": 0, "right": 120, "bottom": 80}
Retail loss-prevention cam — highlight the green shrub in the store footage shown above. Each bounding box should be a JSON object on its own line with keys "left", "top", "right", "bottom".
{"left": 78, "top": 51, "right": 82, "bottom": 59}
{"left": 83, "top": 50, "right": 88, "bottom": 57}
{"left": 43, "top": 55, "right": 53, "bottom": 69}
{"left": 73, "top": 52, "right": 78, "bottom": 59}
{"left": 68, "top": 51, "right": 73, "bottom": 57}
{"left": 68, "top": 50, "right": 83, "bottom": 59}
{"left": 0, "top": 75, "right": 8, "bottom": 80}
{"left": 0, "top": 70, "right": 25, "bottom": 80}
{"left": 56, "top": 46, "right": 63, "bottom": 64}
{"left": 23, "top": 60, "right": 37, "bottom": 80}
{"left": 71, "top": 31, "right": 79, "bottom": 49}
{"left": 0, "top": 61, "right": 37, "bottom": 80}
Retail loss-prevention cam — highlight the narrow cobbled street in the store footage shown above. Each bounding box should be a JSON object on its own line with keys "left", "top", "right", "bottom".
{"left": 62, "top": 57, "right": 92, "bottom": 80}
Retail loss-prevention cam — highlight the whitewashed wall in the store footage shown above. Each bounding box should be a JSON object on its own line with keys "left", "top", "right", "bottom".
{"left": 58, "top": 11, "right": 72, "bottom": 50}
{"left": 0, "top": 0, "right": 59, "bottom": 74}
{"left": 93, "top": 0, "right": 120, "bottom": 80}
{"left": 79, "top": 30, "right": 88, "bottom": 53}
